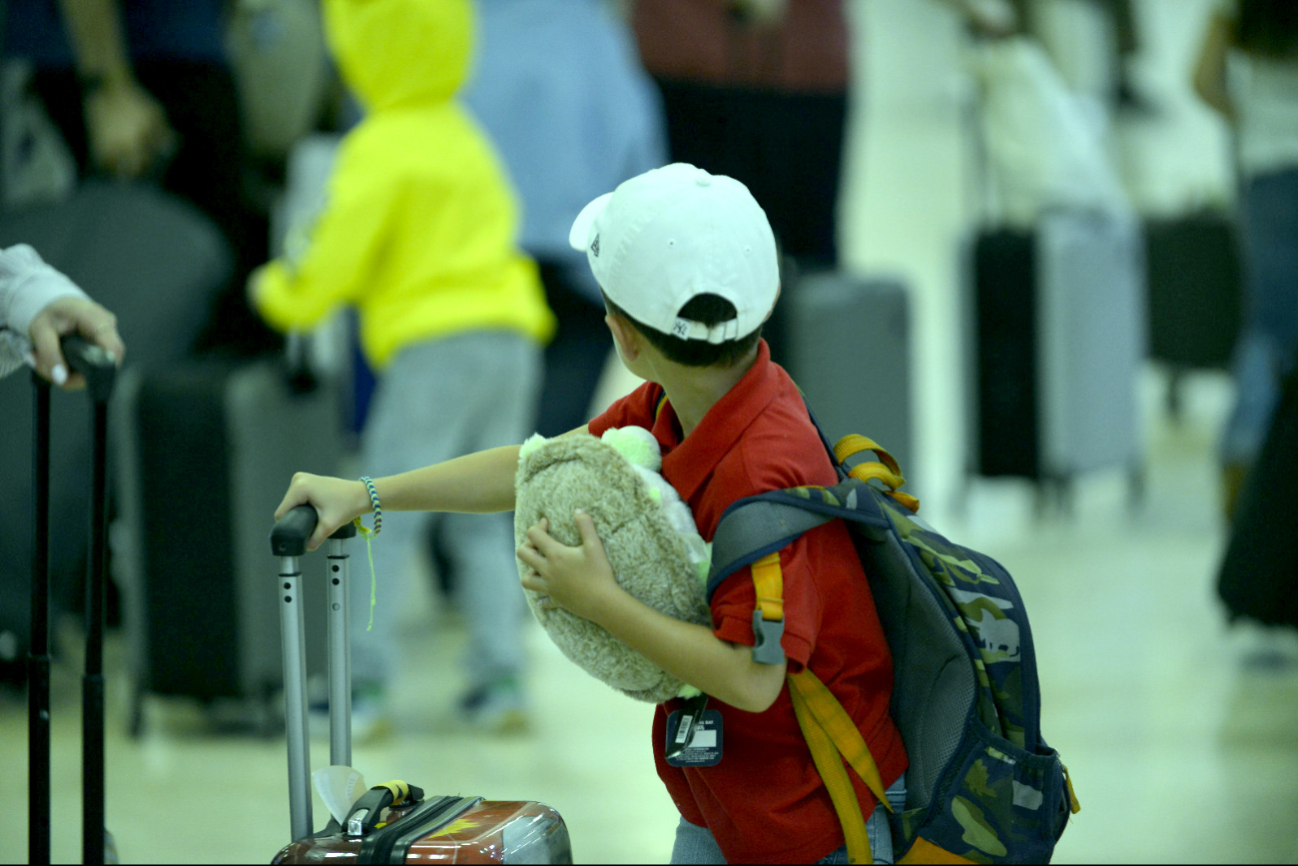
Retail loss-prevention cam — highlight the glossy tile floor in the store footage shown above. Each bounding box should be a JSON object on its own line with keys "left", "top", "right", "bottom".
{"left": 4, "top": 1, "right": 1297, "bottom": 862}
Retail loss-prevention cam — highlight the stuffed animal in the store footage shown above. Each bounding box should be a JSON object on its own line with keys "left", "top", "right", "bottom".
{"left": 514, "top": 427, "right": 710, "bottom": 703}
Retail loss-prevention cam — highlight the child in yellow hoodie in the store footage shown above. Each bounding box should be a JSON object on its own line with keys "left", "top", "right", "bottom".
{"left": 250, "top": 0, "right": 554, "bottom": 736}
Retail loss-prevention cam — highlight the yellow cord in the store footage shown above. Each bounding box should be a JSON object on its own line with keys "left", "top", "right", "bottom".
{"left": 354, "top": 518, "right": 379, "bottom": 631}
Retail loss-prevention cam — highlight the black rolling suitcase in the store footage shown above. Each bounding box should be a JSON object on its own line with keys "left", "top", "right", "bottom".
{"left": 268, "top": 508, "right": 573, "bottom": 863}
{"left": 112, "top": 358, "right": 345, "bottom": 734}
{"left": 1144, "top": 212, "right": 1245, "bottom": 416}
{"left": 27, "top": 337, "right": 118, "bottom": 864}
{"left": 1216, "top": 364, "right": 1298, "bottom": 629}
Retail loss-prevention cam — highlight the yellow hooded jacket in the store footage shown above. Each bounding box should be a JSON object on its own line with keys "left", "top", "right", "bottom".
{"left": 253, "top": 0, "right": 554, "bottom": 370}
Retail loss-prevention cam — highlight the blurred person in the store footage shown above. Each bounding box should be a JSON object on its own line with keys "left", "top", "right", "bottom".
{"left": 249, "top": 0, "right": 554, "bottom": 737}
{"left": 1193, "top": 0, "right": 1298, "bottom": 519}
{"left": 952, "top": 0, "right": 1152, "bottom": 111}
{"left": 630, "top": 0, "right": 850, "bottom": 274}
{"left": 462, "top": 0, "right": 666, "bottom": 439}
{"left": 0, "top": 242, "right": 124, "bottom": 384}
{"left": 2, "top": 0, "right": 275, "bottom": 355}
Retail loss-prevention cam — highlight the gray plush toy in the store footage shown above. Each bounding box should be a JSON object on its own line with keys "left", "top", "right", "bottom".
{"left": 514, "top": 428, "right": 710, "bottom": 703}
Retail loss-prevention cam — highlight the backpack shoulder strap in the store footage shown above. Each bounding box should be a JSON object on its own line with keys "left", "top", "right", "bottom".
{"left": 707, "top": 481, "right": 891, "bottom": 602}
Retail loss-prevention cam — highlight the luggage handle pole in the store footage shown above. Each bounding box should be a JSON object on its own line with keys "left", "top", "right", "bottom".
{"left": 29, "top": 375, "right": 52, "bottom": 866}
{"left": 326, "top": 532, "right": 354, "bottom": 769}
{"left": 270, "top": 506, "right": 356, "bottom": 842}
{"left": 61, "top": 337, "right": 117, "bottom": 866}
{"left": 279, "top": 552, "right": 313, "bottom": 843}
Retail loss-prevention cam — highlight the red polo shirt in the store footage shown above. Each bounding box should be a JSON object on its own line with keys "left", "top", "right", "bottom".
{"left": 589, "top": 341, "right": 907, "bottom": 865}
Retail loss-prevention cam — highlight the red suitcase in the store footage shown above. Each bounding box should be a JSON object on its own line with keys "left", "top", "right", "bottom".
{"left": 267, "top": 507, "right": 573, "bottom": 864}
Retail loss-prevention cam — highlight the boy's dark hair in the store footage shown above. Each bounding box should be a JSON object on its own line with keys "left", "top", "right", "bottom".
{"left": 603, "top": 291, "right": 763, "bottom": 368}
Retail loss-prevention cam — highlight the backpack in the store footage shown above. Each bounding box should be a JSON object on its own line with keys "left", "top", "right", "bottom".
{"left": 707, "top": 420, "right": 1080, "bottom": 864}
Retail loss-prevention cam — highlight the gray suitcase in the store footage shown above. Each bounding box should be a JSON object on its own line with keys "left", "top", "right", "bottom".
{"left": 966, "top": 210, "right": 1146, "bottom": 504}
{"left": 112, "top": 360, "right": 345, "bottom": 734}
{"left": 783, "top": 273, "right": 915, "bottom": 488}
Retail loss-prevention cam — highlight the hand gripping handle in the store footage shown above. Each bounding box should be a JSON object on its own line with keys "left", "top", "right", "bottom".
{"left": 59, "top": 335, "right": 116, "bottom": 403}
{"left": 270, "top": 504, "right": 358, "bottom": 556}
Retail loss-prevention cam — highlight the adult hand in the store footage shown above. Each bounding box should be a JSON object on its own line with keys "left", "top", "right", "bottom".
{"left": 83, "top": 77, "right": 176, "bottom": 178}
{"left": 274, "top": 473, "right": 373, "bottom": 551}
{"left": 27, "top": 295, "right": 125, "bottom": 388}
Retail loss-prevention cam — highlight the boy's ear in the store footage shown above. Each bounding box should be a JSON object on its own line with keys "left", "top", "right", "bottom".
{"left": 606, "top": 312, "right": 640, "bottom": 362}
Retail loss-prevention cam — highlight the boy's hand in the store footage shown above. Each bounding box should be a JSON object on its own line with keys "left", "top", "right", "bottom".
{"left": 517, "top": 511, "right": 623, "bottom": 624}
{"left": 274, "top": 472, "right": 372, "bottom": 551}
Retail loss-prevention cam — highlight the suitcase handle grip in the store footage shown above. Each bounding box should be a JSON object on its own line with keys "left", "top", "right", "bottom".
{"left": 270, "top": 504, "right": 358, "bottom": 557}
{"left": 60, "top": 335, "right": 117, "bottom": 402}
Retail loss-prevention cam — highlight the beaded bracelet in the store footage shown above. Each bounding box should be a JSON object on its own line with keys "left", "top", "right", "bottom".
{"left": 354, "top": 475, "right": 382, "bottom": 538}
{"left": 354, "top": 476, "right": 382, "bottom": 631}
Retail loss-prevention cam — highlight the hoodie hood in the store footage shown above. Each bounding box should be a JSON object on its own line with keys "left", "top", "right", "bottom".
{"left": 324, "top": 0, "right": 472, "bottom": 112}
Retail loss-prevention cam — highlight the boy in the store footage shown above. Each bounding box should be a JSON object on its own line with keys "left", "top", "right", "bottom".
{"left": 276, "top": 163, "right": 907, "bottom": 864}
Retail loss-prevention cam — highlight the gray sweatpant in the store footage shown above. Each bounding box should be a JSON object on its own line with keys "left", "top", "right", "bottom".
{"left": 352, "top": 330, "right": 542, "bottom": 689}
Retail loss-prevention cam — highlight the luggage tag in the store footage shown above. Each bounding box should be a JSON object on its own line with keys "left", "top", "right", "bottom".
{"left": 665, "top": 695, "right": 723, "bottom": 767}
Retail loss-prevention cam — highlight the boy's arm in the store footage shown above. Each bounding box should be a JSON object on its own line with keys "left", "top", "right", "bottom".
{"left": 518, "top": 514, "right": 787, "bottom": 713}
{"left": 276, "top": 427, "right": 590, "bottom": 550}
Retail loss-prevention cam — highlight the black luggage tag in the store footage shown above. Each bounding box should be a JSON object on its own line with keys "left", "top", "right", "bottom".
{"left": 665, "top": 695, "right": 723, "bottom": 767}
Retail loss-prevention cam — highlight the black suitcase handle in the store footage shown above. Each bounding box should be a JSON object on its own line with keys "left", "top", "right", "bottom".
{"left": 61, "top": 335, "right": 117, "bottom": 403}
{"left": 270, "top": 504, "right": 358, "bottom": 557}
{"left": 30, "top": 335, "right": 119, "bottom": 865}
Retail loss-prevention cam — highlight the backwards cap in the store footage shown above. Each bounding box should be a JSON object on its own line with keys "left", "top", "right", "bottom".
{"left": 568, "top": 163, "right": 779, "bottom": 344}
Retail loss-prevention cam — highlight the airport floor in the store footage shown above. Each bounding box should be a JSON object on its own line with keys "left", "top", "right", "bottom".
{"left": 4, "top": 1, "right": 1298, "bottom": 862}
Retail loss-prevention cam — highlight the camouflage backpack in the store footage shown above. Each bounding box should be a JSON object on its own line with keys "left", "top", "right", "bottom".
{"left": 707, "top": 423, "right": 1080, "bottom": 864}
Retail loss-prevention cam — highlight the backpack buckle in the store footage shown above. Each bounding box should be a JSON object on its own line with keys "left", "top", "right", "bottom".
{"left": 751, "top": 610, "right": 785, "bottom": 665}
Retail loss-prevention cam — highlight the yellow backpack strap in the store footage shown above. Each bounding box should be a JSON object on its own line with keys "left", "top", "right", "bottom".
{"left": 751, "top": 552, "right": 783, "bottom": 622}
{"left": 834, "top": 434, "right": 920, "bottom": 514}
{"left": 749, "top": 551, "right": 786, "bottom": 665}
{"left": 789, "top": 675, "right": 874, "bottom": 865}
{"left": 789, "top": 670, "right": 891, "bottom": 810}
{"left": 751, "top": 548, "right": 890, "bottom": 864}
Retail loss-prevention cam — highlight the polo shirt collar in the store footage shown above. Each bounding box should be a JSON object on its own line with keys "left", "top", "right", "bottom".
{"left": 659, "top": 340, "right": 784, "bottom": 504}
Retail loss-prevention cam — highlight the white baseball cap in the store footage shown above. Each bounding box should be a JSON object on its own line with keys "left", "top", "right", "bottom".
{"left": 567, "top": 163, "right": 779, "bottom": 345}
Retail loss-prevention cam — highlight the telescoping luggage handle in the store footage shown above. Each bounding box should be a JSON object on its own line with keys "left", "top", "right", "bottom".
{"left": 29, "top": 336, "right": 117, "bottom": 866}
{"left": 270, "top": 505, "right": 357, "bottom": 844}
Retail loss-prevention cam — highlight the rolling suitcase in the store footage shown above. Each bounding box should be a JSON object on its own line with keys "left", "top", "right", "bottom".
{"left": 782, "top": 271, "right": 915, "bottom": 488}
{"left": 28, "top": 337, "right": 118, "bottom": 865}
{"left": 968, "top": 210, "right": 1146, "bottom": 504}
{"left": 112, "top": 358, "right": 345, "bottom": 734}
{"left": 1144, "top": 211, "right": 1244, "bottom": 370}
{"left": 1144, "top": 212, "right": 1245, "bottom": 416}
{"left": 268, "top": 506, "right": 574, "bottom": 863}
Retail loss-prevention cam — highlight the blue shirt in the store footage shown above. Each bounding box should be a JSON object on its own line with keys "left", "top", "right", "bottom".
{"left": 4, "top": 0, "right": 226, "bottom": 68}
{"left": 462, "top": 0, "right": 666, "bottom": 303}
